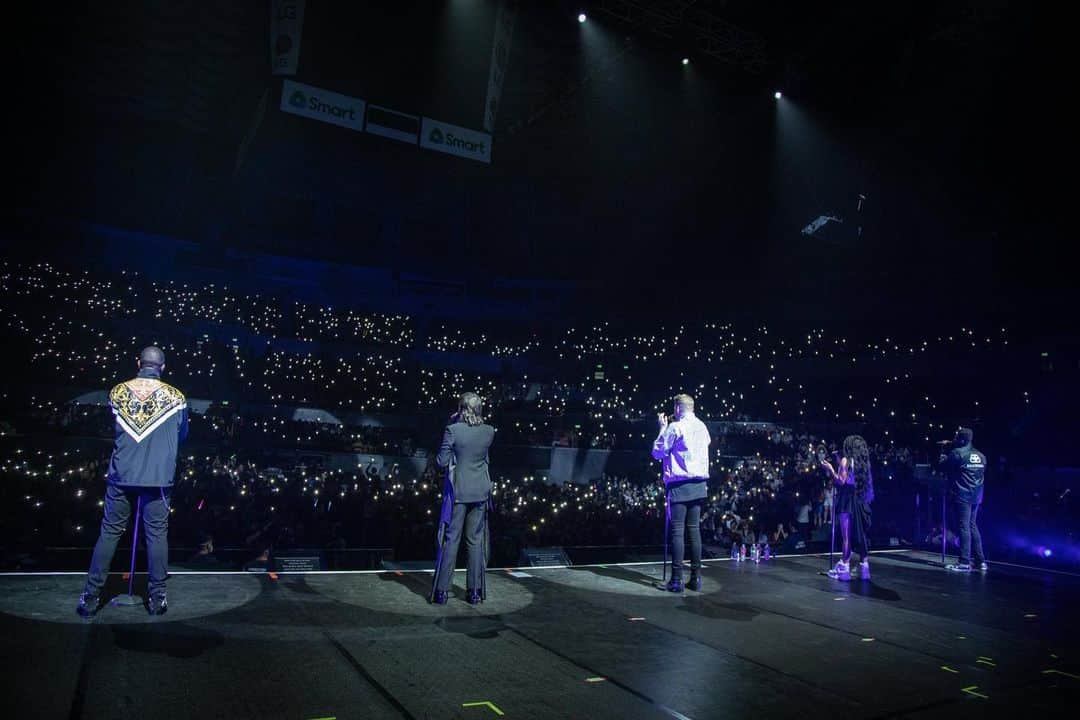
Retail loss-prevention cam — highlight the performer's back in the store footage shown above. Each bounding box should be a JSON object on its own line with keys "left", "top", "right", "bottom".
{"left": 940, "top": 443, "right": 986, "bottom": 504}
{"left": 431, "top": 394, "right": 495, "bottom": 606}
{"left": 107, "top": 375, "right": 187, "bottom": 488}
{"left": 437, "top": 421, "right": 495, "bottom": 503}
{"left": 77, "top": 349, "right": 187, "bottom": 617}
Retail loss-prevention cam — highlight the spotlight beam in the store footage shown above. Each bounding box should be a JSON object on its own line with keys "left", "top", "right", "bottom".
{"left": 506, "top": 36, "right": 636, "bottom": 137}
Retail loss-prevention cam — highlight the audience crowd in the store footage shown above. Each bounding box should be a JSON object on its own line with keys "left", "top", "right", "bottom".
{"left": 0, "top": 259, "right": 1071, "bottom": 567}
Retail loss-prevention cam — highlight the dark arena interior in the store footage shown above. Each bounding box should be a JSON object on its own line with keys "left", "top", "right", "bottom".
{"left": 4, "top": 2, "right": 1077, "bottom": 719}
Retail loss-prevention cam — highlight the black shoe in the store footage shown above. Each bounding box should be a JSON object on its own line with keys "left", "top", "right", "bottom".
{"left": 148, "top": 594, "right": 168, "bottom": 616}
{"left": 466, "top": 589, "right": 483, "bottom": 605}
{"left": 687, "top": 574, "right": 703, "bottom": 592}
{"left": 76, "top": 592, "right": 100, "bottom": 618}
{"left": 431, "top": 590, "right": 448, "bottom": 605}
{"left": 664, "top": 579, "right": 684, "bottom": 593}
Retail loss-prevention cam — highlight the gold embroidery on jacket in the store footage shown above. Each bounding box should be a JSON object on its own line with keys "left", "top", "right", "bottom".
{"left": 109, "top": 379, "right": 186, "bottom": 442}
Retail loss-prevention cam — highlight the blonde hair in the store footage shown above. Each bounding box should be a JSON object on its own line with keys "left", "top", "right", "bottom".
{"left": 457, "top": 392, "right": 484, "bottom": 426}
{"left": 674, "top": 394, "right": 694, "bottom": 412}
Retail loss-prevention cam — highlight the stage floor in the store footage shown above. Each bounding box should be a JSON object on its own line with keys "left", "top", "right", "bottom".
{"left": 1, "top": 550, "right": 1075, "bottom": 719}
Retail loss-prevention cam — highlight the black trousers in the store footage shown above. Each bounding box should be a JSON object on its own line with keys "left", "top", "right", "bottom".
{"left": 669, "top": 498, "right": 703, "bottom": 580}
{"left": 955, "top": 499, "right": 985, "bottom": 566}
{"left": 435, "top": 502, "right": 486, "bottom": 592}
{"left": 84, "top": 484, "right": 171, "bottom": 597}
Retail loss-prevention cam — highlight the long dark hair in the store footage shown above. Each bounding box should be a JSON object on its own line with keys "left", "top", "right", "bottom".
{"left": 454, "top": 392, "right": 484, "bottom": 426}
{"left": 843, "top": 434, "right": 873, "bottom": 501}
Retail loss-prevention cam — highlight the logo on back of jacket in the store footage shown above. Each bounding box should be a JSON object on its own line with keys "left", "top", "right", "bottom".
{"left": 109, "top": 378, "right": 186, "bottom": 443}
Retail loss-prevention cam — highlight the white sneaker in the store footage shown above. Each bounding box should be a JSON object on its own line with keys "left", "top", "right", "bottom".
{"left": 859, "top": 561, "right": 870, "bottom": 580}
{"left": 827, "top": 561, "right": 851, "bottom": 580}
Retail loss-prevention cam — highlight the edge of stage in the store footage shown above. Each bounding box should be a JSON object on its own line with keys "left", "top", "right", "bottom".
{"left": 2, "top": 549, "right": 1076, "bottom": 719}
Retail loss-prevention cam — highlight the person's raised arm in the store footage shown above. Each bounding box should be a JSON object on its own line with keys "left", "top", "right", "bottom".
{"left": 937, "top": 449, "right": 957, "bottom": 472}
{"left": 837, "top": 456, "right": 850, "bottom": 483}
{"left": 652, "top": 414, "right": 677, "bottom": 460}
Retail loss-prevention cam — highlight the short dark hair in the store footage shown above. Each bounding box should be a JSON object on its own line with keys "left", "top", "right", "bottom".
{"left": 139, "top": 346, "right": 165, "bottom": 369}
{"left": 956, "top": 427, "right": 974, "bottom": 446}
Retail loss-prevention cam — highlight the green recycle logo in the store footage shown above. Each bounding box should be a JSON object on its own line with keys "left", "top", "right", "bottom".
{"left": 289, "top": 90, "right": 306, "bottom": 108}
{"left": 429, "top": 127, "right": 444, "bottom": 144}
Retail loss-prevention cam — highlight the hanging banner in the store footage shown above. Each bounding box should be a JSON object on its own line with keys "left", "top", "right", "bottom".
{"left": 280, "top": 79, "right": 365, "bottom": 132}
{"left": 270, "top": 0, "right": 306, "bottom": 76}
{"left": 366, "top": 105, "right": 420, "bottom": 145}
{"left": 420, "top": 117, "right": 492, "bottom": 164}
{"left": 483, "top": 0, "right": 517, "bottom": 133}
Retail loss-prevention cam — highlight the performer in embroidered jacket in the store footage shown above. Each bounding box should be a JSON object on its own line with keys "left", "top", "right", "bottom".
{"left": 77, "top": 346, "right": 188, "bottom": 617}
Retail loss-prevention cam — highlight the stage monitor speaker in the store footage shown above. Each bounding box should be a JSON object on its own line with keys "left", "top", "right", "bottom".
{"left": 518, "top": 546, "right": 570, "bottom": 567}
{"left": 273, "top": 552, "right": 324, "bottom": 572}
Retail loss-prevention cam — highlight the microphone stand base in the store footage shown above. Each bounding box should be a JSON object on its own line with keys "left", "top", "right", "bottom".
{"left": 110, "top": 594, "right": 143, "bottom": 607}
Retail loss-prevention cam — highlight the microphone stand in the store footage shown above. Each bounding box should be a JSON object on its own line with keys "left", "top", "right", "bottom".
{"left": 480, "top": 494, "right": 492, "bottom": 602}
{"left": 828, "top": 483, "right": 837, "bottom": 574}
{"left": 661, "top": 489, "right": 671, "bottom": 586}
{"left": 430, "top": 462, "right": 455, "bottom": 602}
{"left": 815, "top": 452, "right": 838, "bottom": 577}
{"left": 941, "top": 489, "right": 947, "bottom": 567}
{"left": 934, "top": 441, "right": 950, "bottom": 568}
{"left": 111, "top": 494, "right": 144, "bottom": 607}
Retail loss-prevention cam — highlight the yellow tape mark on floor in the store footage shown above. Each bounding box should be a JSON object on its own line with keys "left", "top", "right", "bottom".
{"left": 462, "top": 701, "right": 505, "bottom": 716}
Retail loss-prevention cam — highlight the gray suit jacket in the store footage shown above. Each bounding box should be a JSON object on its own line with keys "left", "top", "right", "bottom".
{"left": 437, "top": 422, "right": 495, "bottom": 503}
